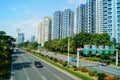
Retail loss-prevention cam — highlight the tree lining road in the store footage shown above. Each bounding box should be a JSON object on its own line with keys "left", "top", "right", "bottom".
{"left": 39, "top": 51, "right": 120, "bottom": 78}
{"left": 11, "top": 49, "right": 78, "bottom": 80}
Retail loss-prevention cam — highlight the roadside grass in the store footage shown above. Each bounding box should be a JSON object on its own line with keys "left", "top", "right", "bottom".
{"left": 25, "top": 49, "right": 96, "bottom": 80}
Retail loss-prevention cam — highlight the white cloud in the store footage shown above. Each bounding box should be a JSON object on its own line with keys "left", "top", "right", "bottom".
{"left": 0, "top": 17, "right": 41, "bottom": 41}
{"left": 12, "top": 18, "right": 41, "bottom": 41}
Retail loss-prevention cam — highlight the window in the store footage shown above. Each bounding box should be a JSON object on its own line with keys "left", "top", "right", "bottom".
{"left": 108, "top": 16, "right": 112, "bottom": 19}
{"left": 118, "top": 28, "right": 120, "bottom": 31}
{"left": 108, "top": 29, "right": 112, "bottom": 32}
{"left": 118, "top": 37, "right": 120, "bottom": 40}
{"left": 117, "top": 3, "right": 120, "bottom": 7}
{"left": 109, "top": 33, "right": 112, "bottom": 36}
{"left": 118, "top": 33, "right": 120, "bottom": 36}
{"left": 108, "top": 12, "right": 112, "bottom": 15}
{"left": 117, "top": 7, "right": 120, "bottom": 10}
{"left": 117, "top": 11, "right": 120, "bottom": 14}
{"left": 108, "top": 24, "right": 112, "bottom": 27}
{"left": 118, "top": 24, "right": 120, "bottom": 27}
{"left": 108, "top": 20, "right": 112, "bottom": 23}
{"left": 108, "top": 4, "right": 112, "bottom": 7}
{"left": 118, "top": 15, "right": 120, "bottom": 18}
{"left": 108, "top": 8, "right": 112, "bottom": 11}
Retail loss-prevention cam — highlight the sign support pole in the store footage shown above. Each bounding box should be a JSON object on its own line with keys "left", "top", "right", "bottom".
{"left": 116, "top": 49, "right": 118, "bottom": 66}
{"left": 77, "top": 49, "right": 80, "bottom": 67}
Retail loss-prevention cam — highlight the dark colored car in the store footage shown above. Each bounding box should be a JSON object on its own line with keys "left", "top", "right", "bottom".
{"left": 98, "top": 62, "right": 107, "bottom": 66}
{"left": 34, "top": 61, "right": 43, "bottom": 68}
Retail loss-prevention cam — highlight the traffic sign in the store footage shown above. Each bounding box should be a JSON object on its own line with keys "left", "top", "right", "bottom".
{"left": 38, "top": 45, "right": 44, "bottom": 48}
{"left": 92, "top": 45, "right": 96, "bottom": 54}
{"left": 83, "top": 45, "right": 90, "bottom": 54}
{"left": 110, "top": 45, "right": 115, "bottom": 54}
{"left": 98, "top": 45, "right": 103, "bottom": 54}
{"left": 104, "top": 46, "right": 109, "bottom": 54}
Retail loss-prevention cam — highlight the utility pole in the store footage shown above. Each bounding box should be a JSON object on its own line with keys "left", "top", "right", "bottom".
{"left": 67, "top": 27, "right": 70, "bottom": 66}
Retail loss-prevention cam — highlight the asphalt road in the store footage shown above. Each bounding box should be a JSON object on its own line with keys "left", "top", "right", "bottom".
{"left": 10, "top": 49, "right": 79, "bottom": 80}
{"left": 39, "top": 50, "right": 120, "bottom": 78}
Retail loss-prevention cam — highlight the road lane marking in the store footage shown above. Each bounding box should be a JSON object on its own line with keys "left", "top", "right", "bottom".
{"left": 54, "top": 74, "right": 62, "bottom": 80}
{"left": 44, "top": 66, "right": 63, "bottom": 80}
{"left": 21, "top": 53, "right": 48, "bottom": 80}
{"left": 19, "top": 59, "right": 30, "bottom": 80}
{"left": 32, "top": 65, "right": 47, "bottom": 80}
{"left": 41, "top": 76, "right": 47, "bottom": 80}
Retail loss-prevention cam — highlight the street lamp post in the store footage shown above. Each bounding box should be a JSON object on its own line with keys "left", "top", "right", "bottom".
{"left": 67, "top": 34, "right": 70, "bottom": 66}
{"left": 67, "top": 26, "right": 70, "bottom": 66}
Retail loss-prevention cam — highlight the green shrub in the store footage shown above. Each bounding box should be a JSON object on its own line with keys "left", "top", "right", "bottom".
{"left": 102, "top": 60, "right": 111, "bottom": 65}
{"left": 93, "top": 71, "right": 98, "bottom": 77}
{"left": 97, "top": 73, "right": 106, "bottom": 80}
{"left": 62, "top": 61, "right": 67, "bottom": 67}
{"left": 58, "top": 59, "right": 67, "bottom": 67}
{"left": 53, "top": 58, "right": 57, "bottom": 62}
{"left": 50, "top": 56, "right": 53, "bottom": 60}
{"left": 80, "top": 67, "right": 88, "bottom": 72}
{"left": 87, "top": 57, "right": 102, "bottom": 61}
{"left": 88, "top": 71, "right": 94, "bottom": 76}
{"left": 45, "top": 55, "right": 49, "bottom": 58}
{"left": 118, "top": 63, "right": 120, "bottom": 66}
{"left": 73, "top": 66, "right": 78, "bottom": 71}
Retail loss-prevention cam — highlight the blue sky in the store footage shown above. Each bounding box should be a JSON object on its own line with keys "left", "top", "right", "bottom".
{"left": 0, "top": 0, "right": 85, "bottom": 41}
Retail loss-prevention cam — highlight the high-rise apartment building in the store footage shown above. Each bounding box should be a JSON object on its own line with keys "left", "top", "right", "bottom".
{"left": 62, "top": 9, "right": 74, "bottom": 38}
{"left": 76, "top": 0, "right": 120, "bottom": 44}
{"left": 95, "top": 0, "right": 104, "bottom": 33}
{"left": 53, "top": 9, "right": 74, "bottom": 39}
{"left": 85, "top": 0, "right": 95, "bottom": 33}
{"left": 76, "top": 4, "right": 86, "bottom": 34}
{"left": 53, "top": 11, "right": 63, "bottom": 39}
{"left": 95, "top": 0, "right": 120, "bottom": 43}
{"left": 37, "top": 16, "right": 53, "bottom": 46}
{"left": 31, "top": 35, "right": 35, "bottom": 42}
{"left": 17, "top": 33, "right": 24, "bottom": 44}
{"left": 105, "top": 0, "right": 120, "bottom": 44}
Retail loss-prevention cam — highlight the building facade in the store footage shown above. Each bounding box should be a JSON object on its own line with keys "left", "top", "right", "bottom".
{"left": 76, "top": 0, "right": 120, "bottom": 44}
{"left": 76, "top": 4, "right": 86, "bottom": 34}
{"left": 53, "top": 10, "right": 63, "bottom": 39}
{"left": 17, "top": 33, "right": 24, "bottom": 44}
{"left": 31, "top": 35, "right": 35, "bottom": 42}
{"left": 106, "top": 0, "right": 120, "bottom": 44}
{"left": 37, "top": 16, "right": 53, "bottom": 46}
{"left": 95, "top": 0, "right": 120, "bottom": 43}
{"left": 85, "top": 0, "right": 96, "bottom": 33}
{"left": 62, "top": 9, "right": 74, "bottom": 38}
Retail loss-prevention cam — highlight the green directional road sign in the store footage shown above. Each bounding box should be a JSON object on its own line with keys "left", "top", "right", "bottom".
{"left": 104, "top": 46, "right": 109, "bottom": 54}
{"left": 110, "top": 45, "right": 115, "bottom": 54}
{"left": 83, "top": 45, "right": 90, "bottom": 54}
{"left": 98, "top": 45, "right": 103, "bottom": 55}
{"left": 92, "top": 45, "right": 96, "bottom": 54}
{"left": 83, "top": 49, "right": 89, "bottom": 54}
{"left": 38, "top": 45, "right": 44, "bottom": 48}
